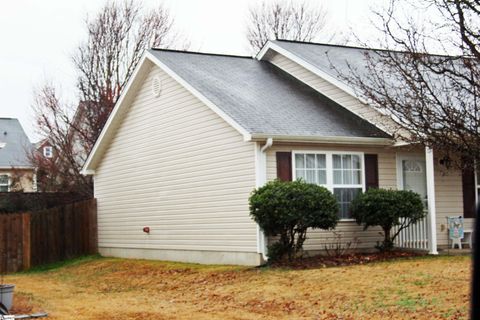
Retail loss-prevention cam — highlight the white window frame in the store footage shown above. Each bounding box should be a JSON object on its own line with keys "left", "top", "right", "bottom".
{"left": 0, "top": 173, "right": 10, "bottom": 192}
{"left": 292, "top": 150, "right": 366, "bottom": 221}
{"left": 43, "top": 146, "right": 53, "bottom": 158}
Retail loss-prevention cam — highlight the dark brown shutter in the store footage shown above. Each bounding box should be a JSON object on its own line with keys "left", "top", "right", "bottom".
{"left": 276, "top": 152, "right": 292, "bottom": 181}
{"left": 364, "top": 154, "right": 379, "bottom": 190}
{"left": 462, "top": 167, "right": 476, "bottom": 218}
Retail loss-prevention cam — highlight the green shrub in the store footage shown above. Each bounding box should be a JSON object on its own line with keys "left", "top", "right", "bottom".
{"left": 350, "top": 188, "right": 425, "bottom": 251}
{"left": 249, "top": 179, "right": 339, "bottom": 261}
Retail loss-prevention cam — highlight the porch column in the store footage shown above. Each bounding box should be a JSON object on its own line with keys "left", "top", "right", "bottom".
{"left": 425, "top": 147, "right": 438, "bottom": 254}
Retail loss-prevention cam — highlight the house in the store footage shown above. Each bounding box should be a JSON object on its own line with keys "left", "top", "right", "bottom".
{"left": 36, "top": 139, "right": 54, "bottom": 159}
{"left": 0, "top": 118, "right": 36, "bottom": 192}
{"left": 81, "top": 40, "right": 477, "bottom": 266}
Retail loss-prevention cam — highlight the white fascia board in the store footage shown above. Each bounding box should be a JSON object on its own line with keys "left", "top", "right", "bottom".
{"left": 82, "top": 51, "right": 252, "bottom": 175}
{"left": 250, "top": 134, "right": 393, "bottom": 146}
{"left": 82, "top": 53, "right": 150, "bottom": 175}
{"left": 145, "top": 51, "right": 252, "bottom": 141}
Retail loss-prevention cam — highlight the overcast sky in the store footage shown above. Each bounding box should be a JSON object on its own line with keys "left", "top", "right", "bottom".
{"left": 0, "top": 0, "right": 385, "bottom": 141}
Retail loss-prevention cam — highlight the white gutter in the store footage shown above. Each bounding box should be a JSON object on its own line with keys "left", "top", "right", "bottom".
{"left": 251, "top": 134, "right": 393, "bottom": 146}
{"left": 255, "top": 138, "right": 273, "bottom": 261}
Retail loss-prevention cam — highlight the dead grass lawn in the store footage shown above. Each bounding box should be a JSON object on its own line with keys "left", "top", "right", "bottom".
{"left": 5, "top": 255, "right": 471, "bottom": 319}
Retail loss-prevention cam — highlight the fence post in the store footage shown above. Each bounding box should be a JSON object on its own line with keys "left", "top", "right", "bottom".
{"left": 22, "top": 212, "right": 31, "bottom": 270}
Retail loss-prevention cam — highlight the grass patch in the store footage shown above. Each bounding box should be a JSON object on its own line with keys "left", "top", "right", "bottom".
{"left": 5, "top": 254, "right": 471, "bottom": 319}
{"left": 19, "top": 254, "right": 103, "bottom": 274}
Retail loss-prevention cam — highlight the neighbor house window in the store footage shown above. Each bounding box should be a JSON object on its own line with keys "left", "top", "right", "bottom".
{"left": 43, "top": 146, "right": 53, "bottom": 158}
{"left": 293, "top": 151, "right": 364, "bottom": 219}
{"left": 0, "top": 175, "right": 9, "bottom": 192}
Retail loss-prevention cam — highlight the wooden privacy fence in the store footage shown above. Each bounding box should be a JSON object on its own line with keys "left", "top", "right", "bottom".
{"left": 0, "top": 199, "right": 97, "bottom": 273}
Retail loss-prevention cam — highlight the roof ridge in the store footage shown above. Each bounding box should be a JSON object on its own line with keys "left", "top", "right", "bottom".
{"left": 273, "top": 39, "right": 464, "bottom": 58}
{"left": 149, "top": 48, "right": 253, "bottom": 59}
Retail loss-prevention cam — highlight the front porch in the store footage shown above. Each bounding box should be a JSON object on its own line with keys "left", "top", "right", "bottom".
{"left": 392, "top": 147, "right": 476, "bottom": 253}
{"left": 267, "top": 142, "right": 476, "bottom": 253}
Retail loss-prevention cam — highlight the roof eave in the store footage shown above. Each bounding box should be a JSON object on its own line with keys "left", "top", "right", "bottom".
{"left": 250, "top": 134, "right": 394, "bottom": 145}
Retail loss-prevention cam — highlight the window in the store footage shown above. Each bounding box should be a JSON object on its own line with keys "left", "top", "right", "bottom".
{"left": 295, "top": 153, "right": 326, "bottom": 185}
{"left": 333, "top": 154, "right": 363, "bottom": 219}
{"left": 0, "top": 175, "right": 9, "bottom": 192}
{"left": 293, "top": 151, "right": 364, "bottom": 219}
{"left": 43, "top": 146, "right": 53, "bottom": 158}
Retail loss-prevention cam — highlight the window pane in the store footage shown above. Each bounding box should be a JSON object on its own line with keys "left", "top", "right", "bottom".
{"left": 333, "top": 155, "right": 341, "bottom": 169}
{"left": 317, "top": 170, "right": 326, "bottom": 185}
{"left": 334, "top": 188, "right": 362, "bottom": 219}
{"left": 306, "top": 170, "right": 316, "bottom": 183}
{"left": 352, "top": 170, "right": 361, "bottom": 184}
{"left": 343, "top": 155, "right": 352, "bottom": 169}
{"left": 0, "top": 175, "right": 8, "bottom": 184}
{"left": 306, "top": 154, "right": 315, "bottom": 169}
{"left": 343, "top": 170, "right": 352, "bottom": 184}
{"left": 352, "top": 155, "right": 361, "bottom": 169}
{"left": 333, "top": 169, "right": 342, "bottom": 184}
{"left": 295, "top": 154, "right": 304, "bottom": 169}
{"left": 316, "top": 154, "right": 326, "bottom": 169}
{"left": 0, "top": 186, "right": 7, "bottom": 192}
{"left": 296, "top": 170, "right": 305, "bottom": 180}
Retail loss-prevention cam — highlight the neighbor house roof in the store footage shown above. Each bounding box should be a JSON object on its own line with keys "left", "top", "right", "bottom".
{"left": 0, "top": 118, "right": 33, "bottom": 168}
{"left": 149, "top": 49, "right": 390, "bottom": 139}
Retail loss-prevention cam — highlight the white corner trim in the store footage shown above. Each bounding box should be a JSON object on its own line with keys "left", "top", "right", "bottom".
{"left": 145, "top": 51, "right": 251, "bottom": 141}
{"left": 82, "top": 51, "right": 252, "bottom": 175}
{"left": 257, "top": 42, "right": 369, "bottom": 105}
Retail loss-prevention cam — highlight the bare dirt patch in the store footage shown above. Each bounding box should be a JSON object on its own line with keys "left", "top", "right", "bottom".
{"left": 269, "top": 250, "right": 424, "bottom": 269}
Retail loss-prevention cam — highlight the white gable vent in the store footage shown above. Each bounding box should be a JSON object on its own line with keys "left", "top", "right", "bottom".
{"left": 152, "top": 76, "right": 162, "bottom": 97}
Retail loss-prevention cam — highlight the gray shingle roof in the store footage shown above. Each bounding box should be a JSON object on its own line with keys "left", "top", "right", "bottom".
{"left": 148, "top": 49, "right": 390, "bottom": 139}
{"left": 272, "top": 40, "right": 373, "bottom": 82}
{"left": 0, "top": 118, "right": 33, "bottom": 168}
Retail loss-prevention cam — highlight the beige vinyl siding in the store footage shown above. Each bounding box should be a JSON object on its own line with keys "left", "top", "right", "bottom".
{"left": 267, "top": 143, "right": 471, "bottom": 250}
{"left": 266, "top": 52, "right": 399, "bottom": 136}
{"left": 94, "top": 64, "right": 258, "bottom": 254}
{"left": 433, "top": 165, "right": 471, "bottom": 247}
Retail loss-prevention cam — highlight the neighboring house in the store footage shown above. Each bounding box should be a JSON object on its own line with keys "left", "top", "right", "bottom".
{"left": 82, "top": 40, "right": 477, "bottom": 266}
{"left": 36, "top": 139, "right": 54, "bottom": 159}
{"left": 0, "top": 118, "right": 36, "bottom": 192}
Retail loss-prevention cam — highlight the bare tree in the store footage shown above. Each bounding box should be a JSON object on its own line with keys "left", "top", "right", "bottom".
{"left": 31, "top": 1, "right": 185, "bottom": 196}
{"left": 341, "top": 0, "right": 480, "bottom": 167}
{"left": 31, "top": 85, "right": 93, "bottom": 196}
{"left": 246, "top": 0, "right": 331, "bottom": 52}
{"left": 73, "top": 0, "right": 185, "bottom": 147}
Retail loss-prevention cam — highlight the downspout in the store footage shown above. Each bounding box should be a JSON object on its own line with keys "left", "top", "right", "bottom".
{"left": 256, "top": 138, "right": 273, "bottom": 261}
{"left": 261, "top": 138, "right": 273, "bottom": 153}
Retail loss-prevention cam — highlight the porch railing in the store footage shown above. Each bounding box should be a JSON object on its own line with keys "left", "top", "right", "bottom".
{"left": 392, "top": 214, "right": 429, "bottom": 250}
